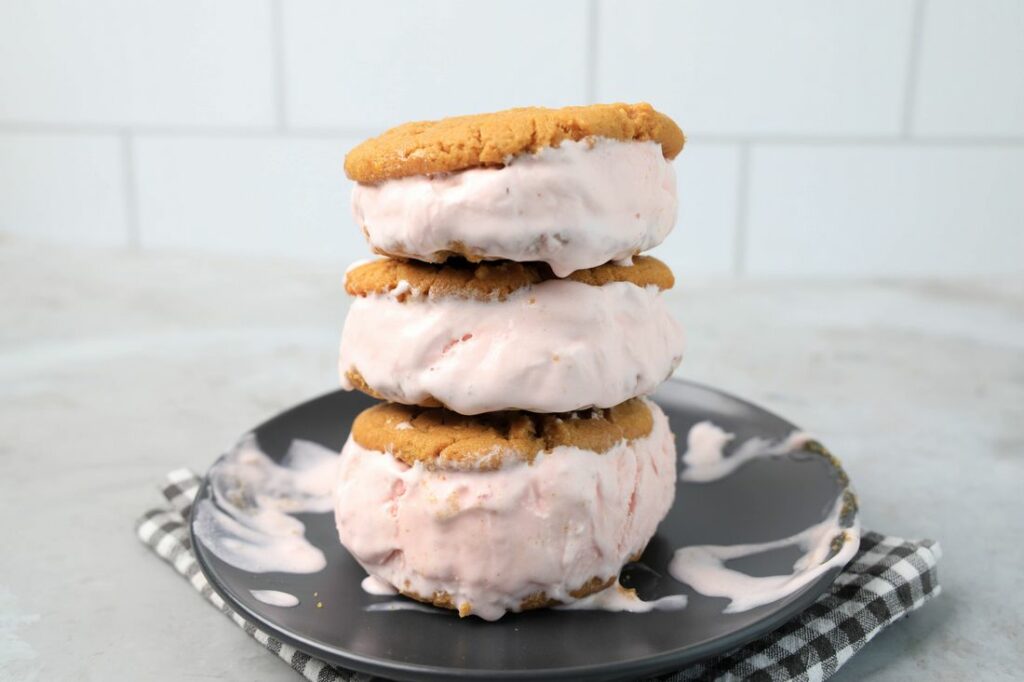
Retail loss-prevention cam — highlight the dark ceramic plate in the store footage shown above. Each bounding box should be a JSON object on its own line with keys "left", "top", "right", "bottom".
{"left": 191, "top": 380, "right": 856, "bottom": 681}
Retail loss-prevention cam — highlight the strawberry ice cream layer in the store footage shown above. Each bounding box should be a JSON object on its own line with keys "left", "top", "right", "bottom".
{"left": 333, "top": 399, "right": 677, "bottom": 621}
{"left": 338, "top": 278, "right": 684, "bottom": 415}
{"left": 350, "top": 138, "right": 678, "bottom": 277}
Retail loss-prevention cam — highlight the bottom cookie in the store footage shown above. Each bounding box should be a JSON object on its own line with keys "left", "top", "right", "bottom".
{"left": 333, "top": 398, "right": 677, "bottom": 620}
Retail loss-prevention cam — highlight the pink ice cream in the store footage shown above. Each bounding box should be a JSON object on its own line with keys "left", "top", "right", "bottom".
{"left": 351, "top": 138, "right": 678, "bottom": 277}
{"left": 333, "top": 399, "right": 677, "bottom": 621}
{"left": 338, "top": 277, "right": 684, "bottom": 415}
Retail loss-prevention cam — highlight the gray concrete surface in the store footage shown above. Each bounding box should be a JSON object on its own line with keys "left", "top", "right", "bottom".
{"left": 1, "top": 240, "right": 1021, "bottom": 680}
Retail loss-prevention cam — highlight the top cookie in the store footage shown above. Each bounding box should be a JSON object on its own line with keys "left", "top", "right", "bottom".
{"left": 344, "top": 102, "right": 684, "bottom": 184}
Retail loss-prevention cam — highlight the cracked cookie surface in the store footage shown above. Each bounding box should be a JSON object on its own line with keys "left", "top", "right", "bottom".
{"left": 344, "top": 102, "right": 684, "bottom": 183}
{"left": 351, "top": 398, "right": 655, "bottom": 470}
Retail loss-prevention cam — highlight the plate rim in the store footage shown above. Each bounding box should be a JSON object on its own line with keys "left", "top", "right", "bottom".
{"left": 190, "top": 379, "right": 855, "bottom": 681}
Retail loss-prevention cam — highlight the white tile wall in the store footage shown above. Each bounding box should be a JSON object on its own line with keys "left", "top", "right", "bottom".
{"left": 668, "top": 143, "right": 741, "bottom": 277}
{"left": 0, "top": 0, "right": 1022, "bottom": 278}
{"left": 0, "top": 0, "right": 275, "bottom": 128}
{"left": 597, "top": 0, "right": 915, "bottom": 136}
{"left": 0, "top": 133, "right": 128, "bottom": 245}
{"left": 282, "top": 0, "right": 589, "bottom": 131}
{"left": 134, "top": 136, "right": 366, "bottom": 263}
{"left": 913, "top": 0, "right": 1024, "bottom": 137}
{"left": 745, "top": 145, "right": 1024, "bottom": 276}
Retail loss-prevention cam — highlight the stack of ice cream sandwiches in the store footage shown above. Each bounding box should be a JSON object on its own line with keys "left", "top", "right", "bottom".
{"left": 334, "top": 103, "right": 686, "bottom": 620}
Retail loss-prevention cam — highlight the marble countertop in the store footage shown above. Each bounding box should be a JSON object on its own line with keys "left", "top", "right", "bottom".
{"left": 1, "top": 240, "right": 1022, "bottom": 681}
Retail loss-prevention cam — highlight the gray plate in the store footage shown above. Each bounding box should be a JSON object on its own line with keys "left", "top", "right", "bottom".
{"left": 191, "top": 380, "right": 856, "bottom": 681}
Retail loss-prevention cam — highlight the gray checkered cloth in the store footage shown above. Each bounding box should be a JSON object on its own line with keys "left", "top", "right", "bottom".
{"left": 136, "top": 469, "right": 942, "bottom": 682}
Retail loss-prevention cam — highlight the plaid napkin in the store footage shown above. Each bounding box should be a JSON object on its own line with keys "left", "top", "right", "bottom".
{"left": 137, "top": 470, "right": 942, "bottom": 682}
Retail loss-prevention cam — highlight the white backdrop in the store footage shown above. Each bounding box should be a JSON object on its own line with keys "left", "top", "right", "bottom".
{"left": 1, "top": 0, "right": 1022, "bottom": 277}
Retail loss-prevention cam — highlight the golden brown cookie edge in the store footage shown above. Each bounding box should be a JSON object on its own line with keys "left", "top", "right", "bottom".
{"left": 400, "top": 574, "right": 618, "bottom": 618}
{"left": 344, "top": 255, "right": 675, "bottom": 301}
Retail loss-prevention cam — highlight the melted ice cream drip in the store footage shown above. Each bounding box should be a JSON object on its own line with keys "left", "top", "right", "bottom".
{"left": 557, "top": 582, "right": 687, "bottom": 613}
{"left": 364, "top": 601, "right": 450, "bottom": 614}
{"left": 681, "top": 421, "right": 813, "bottom": 483}
{"left": 249, "top": 590, "right": 299, "bottom": 607}
{"left": 669, "top": 494, "right": 860, "bottom": 613}
{"left": 341, "top": 414, "right": 858, "bottom": 619}
{"left": 193, "top": 434, "right": 338, "bottom": 574}
{"left": 361, "top": 575, "right": 398, "bottom": 596}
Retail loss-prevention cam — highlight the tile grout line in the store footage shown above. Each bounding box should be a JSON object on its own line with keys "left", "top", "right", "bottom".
{"left": 0, "top": 122, "right": 378, "bottom": 139}
{"left": 120, "top": 131, "right": 141, "bottom": 250}
{"left": 0, "top": 122, "right": 1022, "bottom": 146}
{"left": 270, "top": 0, "right": 288, "bottom": 132}
{"left": 901, "top": 0, "right": 928, "bottom": 137}
{"left": 585, "top": 0, "right": 598, "bottom": 103}
{"left": 732, "top": 143, "right": 751, "bottom": 277}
